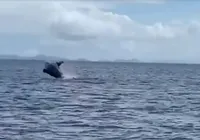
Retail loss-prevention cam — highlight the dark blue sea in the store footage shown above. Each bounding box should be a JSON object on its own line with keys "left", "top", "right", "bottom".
{"left": 0, "top": 59, "right": 200, "bottom": 140}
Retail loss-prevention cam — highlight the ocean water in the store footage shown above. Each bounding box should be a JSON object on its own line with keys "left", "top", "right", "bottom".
{"left": 0, "top": 59, "right": 200, "bottom": 140}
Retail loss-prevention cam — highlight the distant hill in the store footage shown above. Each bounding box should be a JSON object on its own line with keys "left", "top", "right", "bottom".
{"left": 0, "top": 54, "right": 140, "bottom": 63}
{"left": 113, "top": 59, "right": 140, "bottom": 63}
{"left": 0, "top": 54, "right": 22, "bottom": 60}
{"left": 28, "top": 55, "right": 68, "bottom": 61}
{"left": 0, "top": 54, "right": 68, "bottom": 61}
{"left": 76, "top": 58, "right": 91, "bottom": 62}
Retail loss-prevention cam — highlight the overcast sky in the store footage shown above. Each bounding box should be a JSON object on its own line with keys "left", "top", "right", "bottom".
{"left": 0, "top": 0, "right": 200, "bottom": 63}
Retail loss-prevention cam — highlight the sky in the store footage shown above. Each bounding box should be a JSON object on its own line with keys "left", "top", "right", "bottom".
{"left": 0, "top": 0, "right": 200, "bottom": 63}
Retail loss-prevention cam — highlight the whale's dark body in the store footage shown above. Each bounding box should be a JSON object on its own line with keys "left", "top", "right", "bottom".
{"left": 43, "top": 61, "right": 64, "bottom": 78}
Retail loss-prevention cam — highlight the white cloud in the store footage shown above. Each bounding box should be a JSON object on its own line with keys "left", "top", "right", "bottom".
{"left": 0, "top": 1, "right": 199, "bottom": 63}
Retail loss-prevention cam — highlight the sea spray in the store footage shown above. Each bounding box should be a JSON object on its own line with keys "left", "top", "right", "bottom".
{"left": 60, "top": 63, "right": 78, "bottom": 79}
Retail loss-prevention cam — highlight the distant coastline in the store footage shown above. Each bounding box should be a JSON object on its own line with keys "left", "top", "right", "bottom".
{"left": 0, "top": 54, "right": 141, "bottom": 63}
{"left": 0, "top": 54, "right": 196, "bottom": 65}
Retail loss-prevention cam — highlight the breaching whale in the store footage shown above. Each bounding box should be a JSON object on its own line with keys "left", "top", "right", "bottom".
{"left": 43, "top": 61, "right": 64, "bottom": 78}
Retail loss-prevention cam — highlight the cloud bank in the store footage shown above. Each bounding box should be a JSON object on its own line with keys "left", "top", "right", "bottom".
{"left": 0, "top": 1, "right": 200, "bottom": 63}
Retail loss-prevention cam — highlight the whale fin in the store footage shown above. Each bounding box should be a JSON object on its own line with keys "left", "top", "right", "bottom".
{"left": 56, "top": 61, "right": 64, "bottom": 67}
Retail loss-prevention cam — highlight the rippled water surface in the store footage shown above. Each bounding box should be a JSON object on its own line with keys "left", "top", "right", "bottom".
{"left": 0, "top": 60, "right": 200, "bottom": 140}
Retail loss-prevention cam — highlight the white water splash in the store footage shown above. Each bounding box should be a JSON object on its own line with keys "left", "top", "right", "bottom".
{"left": 60, "top": 63, "right": 78, "bottom": 79}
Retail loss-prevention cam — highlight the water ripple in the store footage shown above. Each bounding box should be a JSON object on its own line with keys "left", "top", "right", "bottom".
{"left": 0, "top": 60, "right": 200, "bottom": 139}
